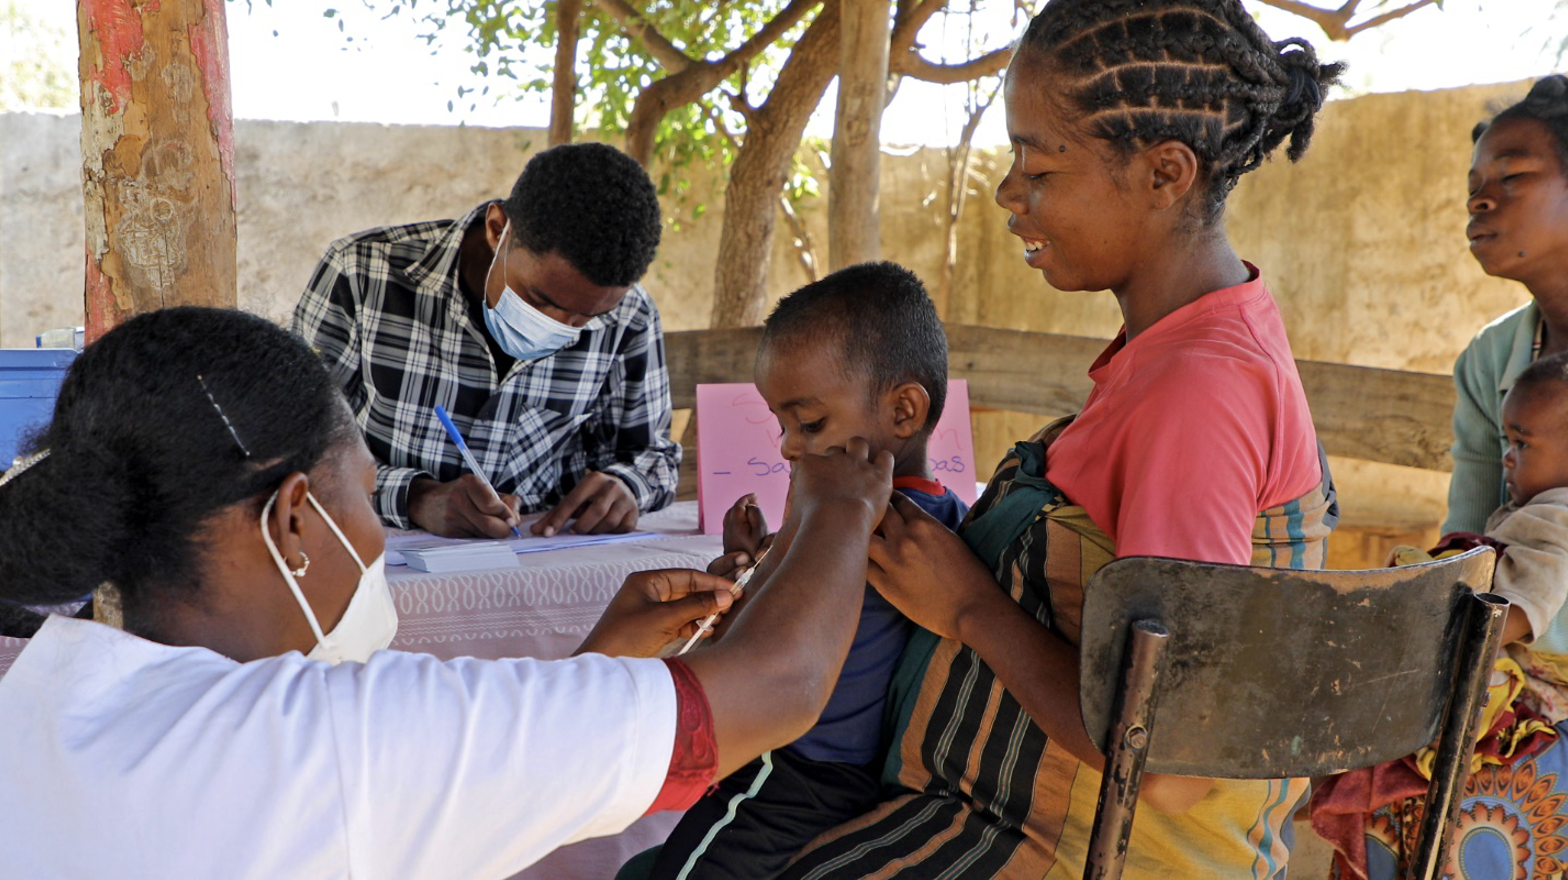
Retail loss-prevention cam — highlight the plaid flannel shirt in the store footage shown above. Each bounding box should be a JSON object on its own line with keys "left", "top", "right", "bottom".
{"left": 291, "top": 204, "right": 680, "bottom": 528}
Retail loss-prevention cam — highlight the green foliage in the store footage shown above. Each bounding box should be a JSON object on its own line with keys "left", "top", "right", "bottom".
{"left": 353, "top": 0, "right": 815, "bottom": 224}
{"left": 0, "top": 0, "right": 77, "bottom": 111}
{"left": 306, "top": 0, "right": 1020, "bottom": 257}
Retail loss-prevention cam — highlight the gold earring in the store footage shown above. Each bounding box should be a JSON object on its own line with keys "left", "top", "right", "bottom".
{"left": 290, "top": 552, "right": 310, "bottom": 578}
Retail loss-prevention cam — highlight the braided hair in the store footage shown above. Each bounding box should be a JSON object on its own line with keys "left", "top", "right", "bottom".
{"left": 1473, "top": 75, "right": 1568, "bottom": 176}
{"left": 1016, "top": 0, "right": 1344, "bottom": 220}
{"left": 0, "top": 307, "right": 358, "bottom": 636}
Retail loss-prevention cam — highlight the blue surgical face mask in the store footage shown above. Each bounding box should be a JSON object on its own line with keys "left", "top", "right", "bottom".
{"left": 484, "top": 282, "right": 582, "bottom": 362}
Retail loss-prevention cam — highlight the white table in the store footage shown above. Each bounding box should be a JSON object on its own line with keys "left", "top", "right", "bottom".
{"left": 0, "top": 502, "right": 724, "bottom": 880}
{"left": 389, "top": 502, "right": 721, "bottom": 660}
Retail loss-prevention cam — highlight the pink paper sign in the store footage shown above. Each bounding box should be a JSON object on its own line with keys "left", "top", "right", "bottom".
{"left": 694, "top": 380, "right": 978, "bottom": 534}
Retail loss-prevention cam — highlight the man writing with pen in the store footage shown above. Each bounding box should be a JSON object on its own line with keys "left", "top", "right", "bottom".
{"left": 291, "top": 143, "right": 679, "bottom": 538}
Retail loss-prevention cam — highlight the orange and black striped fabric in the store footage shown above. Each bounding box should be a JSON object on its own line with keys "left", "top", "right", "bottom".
{"left": 782, "top": 421, "right": 1336, "bottom": 879}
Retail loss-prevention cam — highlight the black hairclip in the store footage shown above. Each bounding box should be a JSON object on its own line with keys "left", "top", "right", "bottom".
{"left": 196, "top": 374, "right": 252, "bottom": 459}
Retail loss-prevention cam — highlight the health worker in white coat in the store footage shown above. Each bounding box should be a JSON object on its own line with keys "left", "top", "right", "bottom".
{"left": 0, "top": 306, "right": 893, "bottom": 880}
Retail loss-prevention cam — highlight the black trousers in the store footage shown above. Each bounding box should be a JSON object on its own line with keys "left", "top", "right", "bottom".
{"left": 645, "top": 747, "right": 883, "bottom": 880}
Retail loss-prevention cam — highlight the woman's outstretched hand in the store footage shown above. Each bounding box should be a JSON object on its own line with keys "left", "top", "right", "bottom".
{"left": 575, "top": 568, "right": 740, "bottom": 658}
{"left": 868, "top": 492, "right": 998, "bottom": 642}
{"left": 682, "top": 438, "right": 894, "bottom": 780}
{"left": 786, "top": 437, "right": 893, "bottom": 530}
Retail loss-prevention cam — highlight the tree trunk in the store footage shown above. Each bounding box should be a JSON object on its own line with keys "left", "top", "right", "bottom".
{"left": 625, "top": 66, "right": 712, "bottom": 168}
{"left": 549, "top": 0, "right": 583, "bottom": 147}
{"left": 709, "top": 0, "right": 842, "bottom": 328}
{"left": 828, "top": 0, "right": 889, "bottom": 270}
{"left": 76, "top": 0, "right": 237, "bottom": 342}
{"left": 938, "top": 80, "right": 1000, "bottom": 321}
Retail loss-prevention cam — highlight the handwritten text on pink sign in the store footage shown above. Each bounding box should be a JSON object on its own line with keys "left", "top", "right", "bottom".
{"left": 694, "top": 380, "right": 977, "bottom": 534}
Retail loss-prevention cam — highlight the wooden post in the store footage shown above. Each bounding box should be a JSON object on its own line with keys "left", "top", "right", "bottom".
{"left": 827, "top": 0, "right": 889, "bottom": 271}
{"left": 549, "top": 0, "right": 583, "bottom": 147}
{"left": 76, "top": 0, "right": 237, "bottom": 342}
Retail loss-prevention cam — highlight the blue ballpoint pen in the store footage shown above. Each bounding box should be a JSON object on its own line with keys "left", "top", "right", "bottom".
{"left": 433, "top": 406, "right": 523, "bottom": 538}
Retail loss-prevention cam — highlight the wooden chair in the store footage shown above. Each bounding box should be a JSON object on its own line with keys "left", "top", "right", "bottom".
{"left": 1077, "top": 549, "right": 1506, "bottom": 880}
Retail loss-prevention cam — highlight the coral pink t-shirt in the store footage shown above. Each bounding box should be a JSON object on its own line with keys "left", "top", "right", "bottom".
{"left": 1046, "top": 268, "right": 1321, "bottom": 566}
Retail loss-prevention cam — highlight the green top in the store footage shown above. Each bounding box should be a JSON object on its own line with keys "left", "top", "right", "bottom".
{"left": 1446, "top": 300, "right": 1539, "bottom": 534}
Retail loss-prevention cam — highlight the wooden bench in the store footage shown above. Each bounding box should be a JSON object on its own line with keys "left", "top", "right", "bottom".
{"left": 666, "top": 324, "right": 1455, "bottom": 503}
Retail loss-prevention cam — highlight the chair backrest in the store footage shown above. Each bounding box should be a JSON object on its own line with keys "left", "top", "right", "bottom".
{"left": 1078, "top": 549, "right": 1497, "bottom": 779}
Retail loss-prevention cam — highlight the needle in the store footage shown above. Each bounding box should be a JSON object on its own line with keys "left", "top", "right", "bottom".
{"left": 677, "top": 549, "right": 767, "bottom": 656}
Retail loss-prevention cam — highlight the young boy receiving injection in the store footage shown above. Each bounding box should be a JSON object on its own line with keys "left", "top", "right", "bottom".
{"left": 642, "top": 262, "right": 969, "bottom": 880}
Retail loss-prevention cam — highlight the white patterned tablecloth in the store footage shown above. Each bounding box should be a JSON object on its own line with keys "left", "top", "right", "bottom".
{"left": 0, "top": 636, "right": 23, "bottom": 678}
{"left": 389, "top": 502, "right": 722, "bottom": 663}
{"left": 0, "top": 502, "right": 724, "bottom": 880}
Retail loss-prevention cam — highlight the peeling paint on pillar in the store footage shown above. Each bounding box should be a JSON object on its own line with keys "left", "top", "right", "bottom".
{"left": 79, "top": 0, "right": 144, "bottom": 115}
{"left": 77, "top": 0, "right": 237, "bottom": 342}
{"left": 186, "top": 0, "right": 235, "bottom": 210}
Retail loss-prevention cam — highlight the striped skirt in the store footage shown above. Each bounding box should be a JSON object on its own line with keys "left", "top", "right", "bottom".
{"left": 781, "top": 431, "right": 1337, "bottom": 879}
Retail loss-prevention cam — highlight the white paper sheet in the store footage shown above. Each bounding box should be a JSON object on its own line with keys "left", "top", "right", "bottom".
{"left": 384, "top": 526, "right": 656, "bottom": 566}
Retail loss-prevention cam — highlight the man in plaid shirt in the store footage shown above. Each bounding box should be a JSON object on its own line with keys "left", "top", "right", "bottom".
{"left": 292, "top": 144, "right": 679, "bottom": 538}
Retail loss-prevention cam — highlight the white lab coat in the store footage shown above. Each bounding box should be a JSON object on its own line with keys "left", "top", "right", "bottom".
{"left": 0, "top": 615, "right": 676, "bottom": 879}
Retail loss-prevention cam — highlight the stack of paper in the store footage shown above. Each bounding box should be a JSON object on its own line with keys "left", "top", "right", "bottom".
{"left": 400, "top": 542, "right": 520, "bottom": 573}
{"left": 385, "top": 529, "right": 657, "bottom": 567}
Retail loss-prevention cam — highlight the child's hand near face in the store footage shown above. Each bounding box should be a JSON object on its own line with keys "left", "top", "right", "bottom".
{"left": 708, "top": 493, "right": 773, "bottom": 581}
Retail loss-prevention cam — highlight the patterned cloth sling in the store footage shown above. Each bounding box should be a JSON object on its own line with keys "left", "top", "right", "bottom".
{"left": 781, "top": 417, "right": 1338, "bottom": 880}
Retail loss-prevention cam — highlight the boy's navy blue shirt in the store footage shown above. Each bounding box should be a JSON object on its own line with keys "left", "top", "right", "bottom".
{"left": 788, "top": 476, "right": 969, "bottom": 764}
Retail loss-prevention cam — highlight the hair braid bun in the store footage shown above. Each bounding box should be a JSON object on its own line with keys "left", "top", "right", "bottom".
{"left": 1527, "top": 75, "right": 1568, "bottom": 116}
{"left": 1270, "top": 37, "right": 1343, "bottom": 162}
{"left": 1019, "top": 0, "right": 1342, "bottom": 221}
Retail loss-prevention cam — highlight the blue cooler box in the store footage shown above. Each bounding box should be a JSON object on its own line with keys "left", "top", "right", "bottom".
{"left": 0, "top": 349, "right": 76, "bottom": 467}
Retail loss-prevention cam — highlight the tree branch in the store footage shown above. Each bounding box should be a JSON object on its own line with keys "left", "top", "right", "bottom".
{"left": 723, "top": 0, "right": 820, "bottom": 74}
{"left": 890, "top": 0, "right": 948, "bottom": 56}
{"left": 778, "top": 191, "right": 821, "bottom": 283}
{"left": 611, "top": 0, "right": 822, "bottom": 164}
{"left": 890, "top": 45, "right": 1010, "bottom": 84}
{"left": 719, "top": 89, "right": 757, "bottom": 124}
{"left": 593, "top": 0, "right": 819, "bottom": 76}
{"left": 936, "top": 75, "right": 1000, "bottom": 320}
{"left": 692, "top": 102, "right": 824, "bottom": 286}
{"left": 1252, "top": 0, "right": 1437, "bottom": 41}
{"left": 709, "top": 0, "right": 842, "bottom": 328}
{"left": 698, "top": 100, "right": 742, "bottom": 150}
{"left": 592, "top": 0, "right": 693, "bottom": 71}
{"left": 1255, "top": 0, "right": 1341, "bottom": 16}
{"left": 1343, "top": 0, "right": 1439, "bottom": 38}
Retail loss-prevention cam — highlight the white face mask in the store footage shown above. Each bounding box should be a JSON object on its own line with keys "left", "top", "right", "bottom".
{"left": 482, "top": 225, "right": 583, "bottom": 362}
{"left": 261, "top": 490, "right": 398, "bottom": 664}
{"left": 484, "top": 282, "right": 582, "bottom": 362}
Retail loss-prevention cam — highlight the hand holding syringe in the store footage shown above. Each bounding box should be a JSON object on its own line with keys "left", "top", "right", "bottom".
{"left": 676, "top": 548, "right": 768, "bottom": 655}
{"left": 677, "top": 494, "right": 772, "bottom": 656}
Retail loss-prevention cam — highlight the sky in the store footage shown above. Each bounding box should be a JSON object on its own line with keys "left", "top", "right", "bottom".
{"left": 6, "top": 1, "right": 1566, "bottom": 147}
